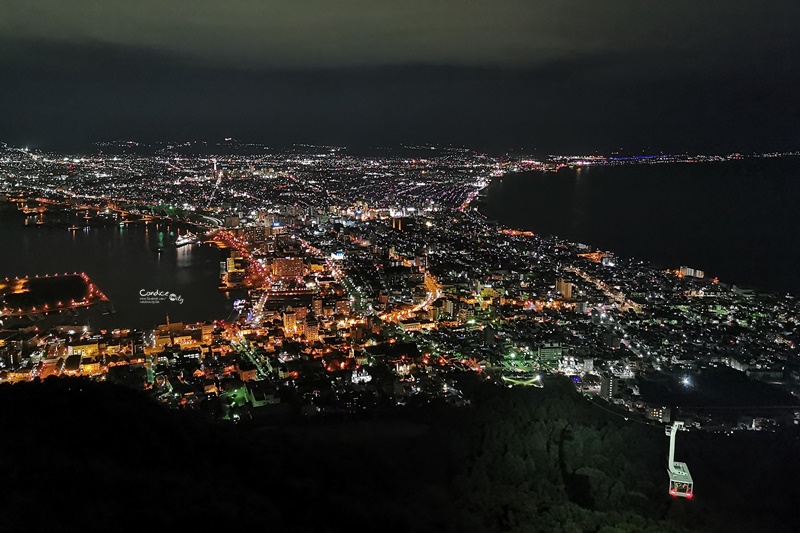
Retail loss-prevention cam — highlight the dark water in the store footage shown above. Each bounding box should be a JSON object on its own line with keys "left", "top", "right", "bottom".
{"left": 0, "top": 205, "right": 237, "bottom": 330}
{"left": 482, "top": 158, "right": 800, "bottom": 295}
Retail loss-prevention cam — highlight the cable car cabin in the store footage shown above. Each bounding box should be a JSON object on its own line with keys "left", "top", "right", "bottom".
{"left": 666, "top": 422, "right": 694, "bottom": 499}
{"left": 668, "top": 461, "right": 694, "bottom": 498}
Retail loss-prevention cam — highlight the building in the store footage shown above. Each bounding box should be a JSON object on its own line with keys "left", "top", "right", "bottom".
{"left": 243, "top": 224, "right": 268, "bottom": 245}
{"left": 457, "top": 305, "right": 474, "bottom": 323}
{"left": 304, "top": 319, "right": 320, "bottom": 342}
{"left": 226, "top": 256, "right": 246, "bottom": 278}
{"left": 603, "top": 333, "right": 621, "bottom": 349}
{"left": 442, "top": 299, "right": 455, "bottom": 318}
{"left": 335, "top": 298, "right": 350, "bottom": 316}
{"left": 555, "top": 279, "right": 573, "bottom": 299}
{"left": 349, "top": 324, "right": 365, "bottom": 342}
{"left": 80, "top": 357, "right": 103, "bottom": 376}
{"left": 558, "top": 355, "right": 588, "bottom": 375}
{"left": 63, "top": 354, "right": 82, "bottom": 377}
{"left": 5, "top": 367, "right": 34, "bottom": 383}
{"left": 67, "top": 341, "right": 100, "bottom": 357}
{"left": 272, "top": 257, "right": 305, "bottom": 278}
{"left": 647, "top": 406, "right": 671, "bottom": 423}
{"left": 399, "top": 319, "right": 421, "bottom": 332}
{"left": 247, "top": 382, "right": 280, "bottom": 407}
{"left": 391, "top": 217, "right": 416, "bottom": 232}
{"left": 483, "top": 326, "right": 498, "bottom": 347}
{"left": 283, "top": 308, "right": 297, "bottom": 334}
{"left": 600, "top": 374, "right": 620, "bottom": 400}
{"left": 0, "top": 331, "right": 22, "bottom": 369}
{"left": 293, "top": 306, "right": 308, "bottom": 321}
{"left": 236, "top": 361, "right": 258, "bottom": 382}
{"left": 351, "top": 368, "right": 372, "bottom": 384}
{"left": 200, "top": 324, "right": 214, "bottom": 344}
{"left": 679, "top": 266, "right": 705, "bottom": 279}
{"left": 312, "top": 296, "right": 323, "bottom": 315}
{"left": 537, "top": 343, "right": 563, "bottom": 369}
{"left": 267, "top": 222, "right": 286, "bottom": 237}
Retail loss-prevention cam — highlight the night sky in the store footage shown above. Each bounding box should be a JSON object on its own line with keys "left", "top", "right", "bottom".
{"left": 2, "top": 1, "right": 799, "bottom": 153}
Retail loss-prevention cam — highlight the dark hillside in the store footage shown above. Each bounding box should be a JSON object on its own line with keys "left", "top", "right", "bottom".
{"left": 1, "top": 377, "right": 797, "bottom": 532}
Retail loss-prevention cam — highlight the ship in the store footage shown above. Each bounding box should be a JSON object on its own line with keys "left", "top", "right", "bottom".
{"left": 175, "top": 232, "right": 197, "bottom": 247}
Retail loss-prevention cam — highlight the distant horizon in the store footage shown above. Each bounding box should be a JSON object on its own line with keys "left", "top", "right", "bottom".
{"left": 4, "top": 3, "right": 798, "bottom": 160}
{"left": 3, "top": 139, "right": 799, "bottom": 159}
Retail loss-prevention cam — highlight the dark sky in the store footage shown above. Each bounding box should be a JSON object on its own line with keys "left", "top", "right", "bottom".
{"left": 2, "top": 1, "right": 799, "bottom": 153}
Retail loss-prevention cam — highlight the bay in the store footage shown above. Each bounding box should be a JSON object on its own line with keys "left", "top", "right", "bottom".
{"left": 481, "top": 158, "right": 800, "bottom": 295}
{"left": 0, "top": 205, "right": 238, "bottom": 330}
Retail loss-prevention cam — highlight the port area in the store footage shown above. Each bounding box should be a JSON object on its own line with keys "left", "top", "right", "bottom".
{"left": 0, "top": 273, "right": 112, "bottom": 321}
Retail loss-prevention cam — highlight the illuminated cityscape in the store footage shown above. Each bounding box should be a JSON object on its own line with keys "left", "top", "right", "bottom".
{"left": 2, "top": 141, "right": 800, "bottom": 529}
{"left": 3, "top": 1, "right": 800, "bottom": 531}
{"left": 1, "top": 143, "right": 798, "bottom": 428}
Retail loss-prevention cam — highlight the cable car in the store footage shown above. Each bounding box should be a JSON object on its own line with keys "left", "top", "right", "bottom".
{"left": 666, "top": 421, "right": 694, "bottom": 498}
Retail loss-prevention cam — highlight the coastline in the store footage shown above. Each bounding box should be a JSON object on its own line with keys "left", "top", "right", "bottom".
{"left": 470, "top": 163, "right": 799, "bottom": 297}
{"left": 0, "top": 204, "right": 236, "bottom": 330}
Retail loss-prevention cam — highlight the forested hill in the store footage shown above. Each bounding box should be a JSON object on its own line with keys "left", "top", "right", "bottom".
{"left": 1, "top": 377, "right": 797, "bottom": 532}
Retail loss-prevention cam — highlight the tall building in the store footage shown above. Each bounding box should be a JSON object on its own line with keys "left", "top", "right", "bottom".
{"left": 415, "top": 250, "right": 428, "bottom": 270}
{"left": 349, "top": 324, "right": 365, "bottom": 342}
{"left": 243, "top": 224, "right": 268, "bottom": 245}
{"left": 305, "top": 318, "right": 319, "bottom": 342}
{"left": 200, "top": 324, "right": 214, "bottom": 344}
{"left": 484, "top": 325, "right": 498, "bottom": 347}
{"left": 283, "top": 308, "right": 297, "bottom": 334}
{"left": 312, "top": 296, "right": 323, "bottom": 315}
{"left": 600, "top": 374, "right": 620, "bottom": 400}
{"left": 555, "top": 278, "right": 573, "bottom": 299}
{"left": 457, "top": 305, "right": 474, "bottom": 323}
{"left": 225, "top": 255, "right": 246, "bottom": 284}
